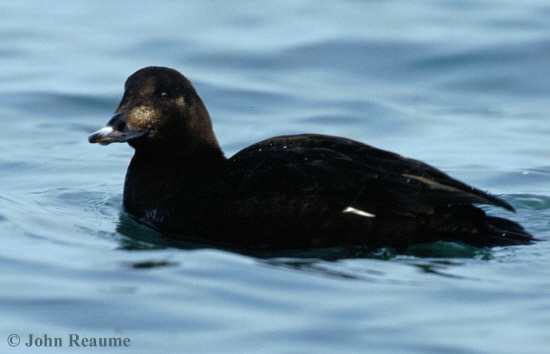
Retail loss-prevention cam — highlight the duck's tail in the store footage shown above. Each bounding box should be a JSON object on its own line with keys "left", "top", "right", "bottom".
{"left": 476, "top": 215, "right": 537, "bottom": 247}
{"left": 424, "top": 205, "right": 537, "bottom": 248}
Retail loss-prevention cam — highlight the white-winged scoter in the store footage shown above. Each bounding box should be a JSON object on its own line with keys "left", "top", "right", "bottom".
{"left": 88, "top": 66, "right": 535, "bottom": 249}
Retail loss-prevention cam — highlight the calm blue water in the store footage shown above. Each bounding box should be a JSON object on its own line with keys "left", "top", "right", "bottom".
{"left": 2, "top": 1, "right": 550, "bottom": 353}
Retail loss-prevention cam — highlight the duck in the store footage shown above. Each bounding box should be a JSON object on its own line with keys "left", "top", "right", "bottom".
{"left": 88, "top": 66, "right": 534, "bottom": 250}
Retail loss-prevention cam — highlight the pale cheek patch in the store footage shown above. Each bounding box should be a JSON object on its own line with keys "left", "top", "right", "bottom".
{"left": 343, "top": 206, "right": 376, "bottom": 218}
{"left": 175, "top": 96, "right": 185, "bottom": 106}
{"left": 128, "top": 106, "right": 156, "bottom": 130}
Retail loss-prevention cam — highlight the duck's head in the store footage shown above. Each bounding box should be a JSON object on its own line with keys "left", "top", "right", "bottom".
{"left": 88, "top": 66, "right": 219, "bottom": 151}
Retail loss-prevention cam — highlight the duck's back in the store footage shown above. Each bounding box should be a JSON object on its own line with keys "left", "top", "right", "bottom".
{"left": 162, "top": 134, "right": 531, "bottom": 249}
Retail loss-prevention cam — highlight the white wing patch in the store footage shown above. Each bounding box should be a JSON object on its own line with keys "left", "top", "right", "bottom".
{"left": 342, "top": 206, "right": 376, "bottom": 218}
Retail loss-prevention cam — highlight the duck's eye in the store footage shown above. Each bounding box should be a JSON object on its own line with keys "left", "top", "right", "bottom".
{"left": 160, "top": 92, "right": 169, "bottom": 100}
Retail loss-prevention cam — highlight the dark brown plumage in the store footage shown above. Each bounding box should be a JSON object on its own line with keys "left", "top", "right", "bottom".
{"left": 88, "top": 66, "right": 535, "bottom": 250}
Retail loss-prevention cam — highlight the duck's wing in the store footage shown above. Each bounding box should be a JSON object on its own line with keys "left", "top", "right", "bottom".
{"left": 226, "top": 134, "right": 514, "bottom": 218}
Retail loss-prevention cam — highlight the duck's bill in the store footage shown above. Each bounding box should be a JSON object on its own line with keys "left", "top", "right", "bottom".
{"left": 88, "top": 113, "right": 149, "bottom": 145}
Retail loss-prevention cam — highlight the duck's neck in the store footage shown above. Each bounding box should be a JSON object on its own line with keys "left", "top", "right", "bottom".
{"left": 122, "top": 143, "right": 226, "bottom": 219}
